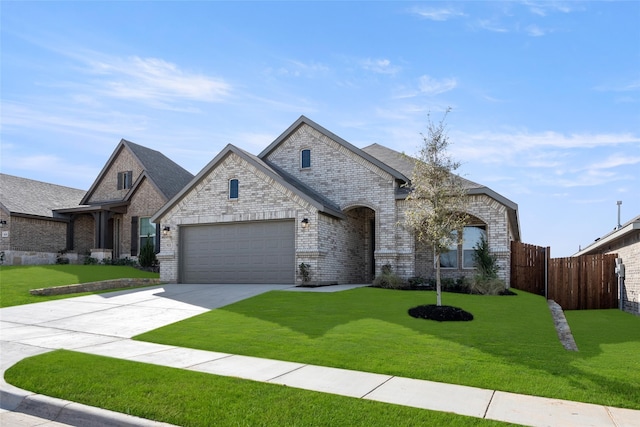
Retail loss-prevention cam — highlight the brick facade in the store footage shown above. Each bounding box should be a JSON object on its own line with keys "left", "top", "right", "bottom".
{"left": 602, "top": 233, "right": 640, "bottom": 314}
{"left": 155, "top": 119, "right": 519, "bottom": 286}
{"left": 86, "top": 147, "right": 144, "bottom": 204}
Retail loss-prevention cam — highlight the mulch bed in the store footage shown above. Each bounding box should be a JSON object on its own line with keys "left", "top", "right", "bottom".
{"left": 408, "top": 304, "right": 474, "bottom": 322}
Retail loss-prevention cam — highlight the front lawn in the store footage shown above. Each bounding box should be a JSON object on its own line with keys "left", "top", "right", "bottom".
{"left": 5, "top": 350, "right": 513, "bottom": 427}
{"left": 135, "top": 288, "right": 640, "bottom": 409}
{"left": 0, "top": 265, "right": 159, "bottom": 307}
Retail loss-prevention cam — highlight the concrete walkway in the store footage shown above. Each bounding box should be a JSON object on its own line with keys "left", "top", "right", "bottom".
{"left": 1, "top": 284, "right": 638, "bottom": 427}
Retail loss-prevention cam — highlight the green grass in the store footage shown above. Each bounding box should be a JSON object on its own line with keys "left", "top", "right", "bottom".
{"left": 0, "top": 265, "right": 159, "bottom": 307}
{"left": 135, "top": 288, "right": 640, "bottom": 409}
{"left": 4, "top": 350, "right": 515, "bottom": 427}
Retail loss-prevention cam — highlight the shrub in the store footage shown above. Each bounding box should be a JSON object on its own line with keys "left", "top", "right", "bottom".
{"left": 372, "top": 264, "right": 404, "bottom": 289}
{"left": 138, "top": 236, "right": 157, "bottom": 268}
{"left": 471, "top": 235, "right": 506, "bottom": 295}
{"left": 472, "top": 236, "right": 499, "bottom": 279}
{"left": 471, "top": 277, "right": 505, "bottom": 295}
{"left": 298, "top": 263, "right": 311, "bottom": 284}
{"left": 84, "top": 256, "right": 98, "bottom": 265}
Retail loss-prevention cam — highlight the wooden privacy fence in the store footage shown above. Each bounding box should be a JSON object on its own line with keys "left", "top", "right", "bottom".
{"left": 510, "top": 241, "right": 549, "bottom": 296}
{"left": 510, "top": 241, "right": 618, "bottom": 310}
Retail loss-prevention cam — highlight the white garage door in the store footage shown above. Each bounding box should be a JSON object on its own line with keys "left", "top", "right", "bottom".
{"left": 180, "top": 220, "right": 295, "bottom": 284}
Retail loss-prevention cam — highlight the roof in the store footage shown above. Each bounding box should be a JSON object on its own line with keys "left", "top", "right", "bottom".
{"left": 151, "top": 144, "right": 345, "bottom": 223}
{"left": 362, "top": 143, "right": 521, "bottom": 241}
{"left": 259, "top": 116, "right": 411, "bottom": 184}
{"left": 81, "top": 139, "right": 194, "bottom": 204}
{"left": 573, "top": 214, "right": 640, "bottom": 256}
{"left": 0, "top": 174, "right": 86, "bottom": 219}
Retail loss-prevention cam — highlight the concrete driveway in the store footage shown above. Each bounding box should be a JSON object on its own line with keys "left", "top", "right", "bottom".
{"left": 0, "top": 284, "right": 292, "bottom": 426}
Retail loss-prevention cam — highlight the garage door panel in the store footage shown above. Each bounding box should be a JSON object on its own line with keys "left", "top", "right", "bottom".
{"left": 181, "top": 220, "right": 295, "bottom": 284}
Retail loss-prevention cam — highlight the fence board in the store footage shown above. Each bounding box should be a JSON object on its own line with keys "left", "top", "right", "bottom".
{"left": 511, "top": 242, "right": 618, "bottom": 310}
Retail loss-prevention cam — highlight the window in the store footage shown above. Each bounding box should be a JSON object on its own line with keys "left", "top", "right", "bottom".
{"left": 229, "top": 179, "right": 239, "bottom": 199}
{"left": 438, "top": 225, "right": 487, "bottom": 269}
{"left": 463, "top": 226, "right": 486, "bottom": 268}
{"left": 301, "top": 149, "right": 311, "bottom": 169}
{"left": 440, "top": 230, "right": 458, "bottom": 268}
{"left": 139, "top": 217, "right": 156, "bottom": 252}
{"left": 117, "top": 171, "right": 133, "bottom": 190}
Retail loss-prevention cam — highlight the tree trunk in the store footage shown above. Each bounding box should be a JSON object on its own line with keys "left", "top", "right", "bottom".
{"left": 435, "top": 252, "right": 442, "bottom": 306}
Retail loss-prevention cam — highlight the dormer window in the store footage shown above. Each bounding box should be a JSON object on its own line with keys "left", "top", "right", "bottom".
{"left": 117, "top": 171, "right": 133, "bottom": 190}
{"left": 229, "top": 178, "right": 239, "bottom": 200}
{"left": 301, "top": 149, "right": 311, "bottom": 169}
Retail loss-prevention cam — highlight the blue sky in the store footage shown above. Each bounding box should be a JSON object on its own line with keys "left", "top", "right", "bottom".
{"left": 1, "top": 1, "right": 639, "bottom": 257}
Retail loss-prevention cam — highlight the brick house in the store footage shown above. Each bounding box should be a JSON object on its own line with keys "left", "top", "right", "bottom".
{"left": 573, "top": 214, "right": 640, "bottom": 314}
{"left": 152, "top": 116, "right": 520, "bottom": 285}
{"left": 0, "top": 140, "right": 193, "bottom": 265}
{"left": 0, "top": 174, "right": 86, "bottom": 265}
{"left": 56, "top": 139, "right": 194, "bottom": 262}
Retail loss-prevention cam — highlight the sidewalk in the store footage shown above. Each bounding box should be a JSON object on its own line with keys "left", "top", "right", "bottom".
{"left": 2, "top": 284, "right": 639, "bottom": 427}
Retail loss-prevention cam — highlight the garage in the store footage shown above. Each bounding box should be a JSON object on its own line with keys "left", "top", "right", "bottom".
{"left": 179, "top": 220, "right": 295, "bottom": 284}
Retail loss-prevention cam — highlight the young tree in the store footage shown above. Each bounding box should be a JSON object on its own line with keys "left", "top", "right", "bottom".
{"left": 404, "top": 109, "right": 469, "bottom": 306}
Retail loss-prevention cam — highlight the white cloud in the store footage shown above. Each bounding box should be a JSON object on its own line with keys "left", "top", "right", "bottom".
{"left": 86, "top": 56, "right": 231, "bottom": 105}
{"left": 411, "top": 6, "right": 465, "bottom": 21}
{"left": 361, "top": 58, "right": 401, "bottom": 75}
{"left": 418, "top": 75, "right": 458, "bottom": 95}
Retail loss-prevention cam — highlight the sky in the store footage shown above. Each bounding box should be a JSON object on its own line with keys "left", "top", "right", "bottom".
{"left": 1, "top": 1, "right": 639, "bottom": 257}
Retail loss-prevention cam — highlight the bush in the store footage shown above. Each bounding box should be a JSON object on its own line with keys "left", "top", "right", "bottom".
{"left": 472, "top": 236, "right": 498, "bottom": 279}
{"left": 84, "top": 256, "right": 98, "bottom": 265}
{"left": 298, "top": 263, "right": 311, "bottom": 284}
{"left": 471, "top": 277, "right": 505, "bottom": 295}
{"left": 138, "top": 236, "right": 157, "bottom": 269}
{"left": 372, "top": 264, "right": 404, "bottom": 289}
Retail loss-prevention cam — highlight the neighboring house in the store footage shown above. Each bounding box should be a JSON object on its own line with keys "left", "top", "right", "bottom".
{"left": 56, "top": 139, "right": 194, "bottom": 262}
{"left": 0, "top": 140, "right": 193, "bottom": 265}
{"left": 152, "top": 116, "right": 520, "bottom": 285}
{"left": 573, "top": 215, "right": 640, "bottom": 314}
{"left": 0, "top": 174, "right": 86, "bottom": 265}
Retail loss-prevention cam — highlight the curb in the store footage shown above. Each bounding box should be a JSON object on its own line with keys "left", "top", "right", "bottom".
{"left": 1, "top": 383, "right": 177, "bottom": 427}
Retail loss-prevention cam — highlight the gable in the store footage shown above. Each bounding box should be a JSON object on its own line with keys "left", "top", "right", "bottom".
{"left": 260, "top": 121, "right": 404, "bottom": 209}
{"left": 152, "top": 144, "right": 344, "bottom": 224}
{"left": 83, "top": 144, "right": 144, "bottom": 204}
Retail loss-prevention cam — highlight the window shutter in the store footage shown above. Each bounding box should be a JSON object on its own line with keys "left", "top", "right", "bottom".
{"left": 127, "top": 171, "right": 133, "bottom": 189}
{"left": 155, "top": 223, "right": 161, "bottom": 254}
{"left": 131, "top": 216, "right": 139, "bottom": 256}
{"left": 117, "top": 172, "right": 123, "bottom": 190}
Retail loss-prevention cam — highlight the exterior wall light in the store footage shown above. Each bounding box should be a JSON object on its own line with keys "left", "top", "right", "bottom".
{"left": 162, "top": 226, "right": 171, "bottom": 236}
{"left": 301, "top": 218, "right": 309, "bottom": 229}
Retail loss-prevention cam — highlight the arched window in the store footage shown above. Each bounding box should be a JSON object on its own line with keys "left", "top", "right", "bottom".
{"left": 301, "top": 149, "right": 311, "bottom": 169}
{"left": 229, "top": 179, "right": 239, "bottom": 200}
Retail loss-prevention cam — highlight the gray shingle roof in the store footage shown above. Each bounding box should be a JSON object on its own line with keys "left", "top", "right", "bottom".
{"left": 0, "top": 174, "right": 86, "bottom": 219}
{"left": 124, "top": 140, "right": 194, "bottom": 200}
{"left": 82, "top": 139, "right": 194, "bottom": 204}
{"left": 361, "top": 143, "right": 485, "bottom": 190}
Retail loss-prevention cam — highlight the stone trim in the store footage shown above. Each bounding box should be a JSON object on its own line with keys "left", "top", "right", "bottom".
{"left": 30, "top": 278, "right": 162, "bottom": 296}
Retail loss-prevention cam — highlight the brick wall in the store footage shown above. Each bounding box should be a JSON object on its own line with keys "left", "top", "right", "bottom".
{"left": 87, "top": 147, "right": 144, "bottom": 203}
{"left": 9, "top": 216, "right": 67, "bottom": 252}
{"left": 0, "top": 211, "right": 9, "bottom": 251}
{"left": 119, "top": 178, "right": 167, "bottom": 258}
{"left": 73, "top": 214, "right": 94, "bottom": 255}
{"left": 603, "top": 231, "right": 640, "bottom": 314}
{"left": 264, "top": 124, "right": 399, "bottom": 280}
{"left": 157, "top": 152, "right": 317, "bottom": 283}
